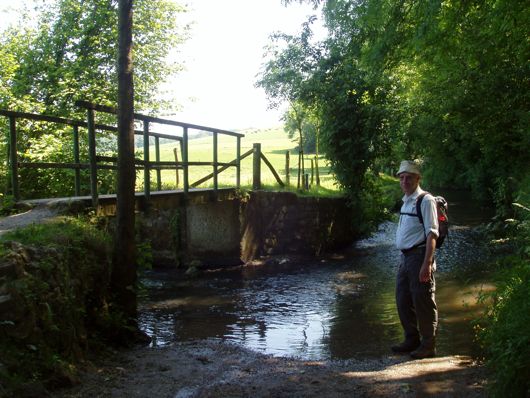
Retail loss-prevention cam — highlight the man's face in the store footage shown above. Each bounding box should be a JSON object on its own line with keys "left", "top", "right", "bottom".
{"left": 399, "top": 172, "right": 420, "bottom": 195}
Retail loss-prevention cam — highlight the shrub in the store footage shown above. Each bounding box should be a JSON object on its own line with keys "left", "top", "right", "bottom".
{"left": 477, "top": 200, "right": 530, "bottom": 397}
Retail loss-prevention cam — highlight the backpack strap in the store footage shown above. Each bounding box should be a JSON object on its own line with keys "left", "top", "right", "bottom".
{"left": 415, "top": 192, "right": 429, "bottom": 225}
{"left": 399, "top": 192, "right": 428, "bottom": 222}
{"left": 415, "top": 192, "right": 430, "bottom": 249}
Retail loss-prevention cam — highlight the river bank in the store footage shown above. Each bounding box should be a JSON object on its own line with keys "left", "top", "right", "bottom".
{"left": 54, "top": 339, "right": 487, "bottom": 397}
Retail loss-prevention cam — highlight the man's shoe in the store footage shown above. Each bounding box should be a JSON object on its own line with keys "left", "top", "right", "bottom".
{"left": 410, "top": 344, "right": 436, "bottom": 359}
{"left": 391, "top": 340, "right": 420, "bottom": 353}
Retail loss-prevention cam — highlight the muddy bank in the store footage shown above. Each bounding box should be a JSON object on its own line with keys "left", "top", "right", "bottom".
{"left": 54, "top": 339, "right": 487, "bottom": 397}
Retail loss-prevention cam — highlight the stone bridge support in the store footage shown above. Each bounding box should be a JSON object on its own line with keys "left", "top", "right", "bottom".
{"left": 30, "top": 188, "right": 356, "bottom": 268}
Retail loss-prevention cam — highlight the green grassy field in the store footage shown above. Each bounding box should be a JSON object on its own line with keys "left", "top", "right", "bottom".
{"left": 144, "top": 127, "right": 340, "bottom": 193}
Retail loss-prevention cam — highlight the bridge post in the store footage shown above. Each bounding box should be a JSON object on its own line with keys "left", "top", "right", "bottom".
{"left": 143, "top": 120, "right": 150, "bottom": 202}
{"left": 86, "top": 108, "right": 98, "bottom": 208}
{"left": 155, "top": 136, "right": 162, "bottom": 190}
{"left": 236, "top": 136, "right": 241, "bottom": 188}
{"left": 213, "top": 132, "right": 218, "bottom": 192}
{"left": 8, "top": 116, "right": 19, "bottom": 201}
{"left": 253, "top": 143, "right": 261, "bottom": 190}
{"left": 183, "top": 126, "right": 189, "bottom": 194}
{"left": 73, "top": 125, "right": 81, "bottom": 196}
{"left": 285, "top": 151, "right": 290, "bottom": 187}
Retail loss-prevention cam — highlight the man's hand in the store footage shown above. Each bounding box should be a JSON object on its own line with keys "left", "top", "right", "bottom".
{"left": 419, "top": 262, "right": 432, "bottom": 283}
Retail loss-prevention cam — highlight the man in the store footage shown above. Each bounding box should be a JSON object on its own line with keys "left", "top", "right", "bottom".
{"left": 392, "top": 160, "right": 439, "bottom": 359}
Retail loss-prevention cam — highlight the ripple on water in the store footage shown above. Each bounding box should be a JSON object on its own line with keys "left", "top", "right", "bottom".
{"left": 139, "top": 214, "right": 492, "bottom": 360}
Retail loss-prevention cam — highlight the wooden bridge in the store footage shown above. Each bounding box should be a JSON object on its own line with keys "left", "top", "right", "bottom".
{"left": 0, "top": 101, "right": 285, "bottom": 210}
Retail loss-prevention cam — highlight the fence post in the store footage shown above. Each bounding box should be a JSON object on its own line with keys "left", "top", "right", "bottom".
{"left": 315, "top": 155, "right": 320, "bottom": 186}
{"left": 143, "top": 120, "right": 150, "bottom": 201}
{"left": 8, "top": 116, "right": 19, "bottom": 201}
{"left": 87, "top": 108, "right": 98, "bottom": 208}
{"left": 213, "top": 132, "right": 218, "bottom": 191}
{"left": 310, "top": 158, "right": 314, "bottom": 185}
{"left": 236, "top": 136, "right": 241, "bottom": 188}
{"left": 304, "top": 173, "right": 309, "bottom": 190}
{"left": 183, "top": 126, "right": 189, "bottom": 194}
{"left": 73, "top": 125, "right": 81, "bottom": 196}
{"left": 155, "top": 136, "right": 161, "bottom": 190}
{"left": 253, "top": 143, "right": 261, "bottom": 190}
{"left": 285, "top": 151, "right": 290, "bottom": 187}
{"left": 173, "top": 147, "right": 180, "bottom": 188}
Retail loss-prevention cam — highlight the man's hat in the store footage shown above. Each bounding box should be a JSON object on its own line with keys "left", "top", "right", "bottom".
{"left": 397, "top": 160, "right": 421, "bottom": 175}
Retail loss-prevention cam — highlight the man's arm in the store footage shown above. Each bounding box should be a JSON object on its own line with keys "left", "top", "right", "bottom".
{"left": 419, "top": 232, "right": 436, "bottom": 283}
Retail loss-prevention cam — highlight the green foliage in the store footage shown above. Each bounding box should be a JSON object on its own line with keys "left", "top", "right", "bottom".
{"left": 477, "top": 199, "right": 530, "bottom": 396}
{"left": 135, "top": 236, "right": 153, "bottom": 272}
{"left": 2, "top": 217, "right": 108, "bottom": 249}
{"left": 0, "top": 194, "right": 17, "bottom": 215}
{"left": 0, "top": 0, "right": 189, "bottom": 198}
{"left": 1, "top": 0, "right": 188, "bottom": 116}
{"left": 478, "top": 261, "right": 530, "bottom": 397}
{"left": 360, "top": 0, "right": 529, "bottom": 205}
{"left": 265, "top": 0, "right": 528, "bottom": 230}
{"left": 0, "top": 218, "right": 114, "bottom": 394}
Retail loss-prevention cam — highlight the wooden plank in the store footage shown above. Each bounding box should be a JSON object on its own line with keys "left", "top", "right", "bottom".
{"left": 213, "top": 132, "right": 218, "bottom": 191}
{"left": 87, "top": 108, "right": 98, "bottom": 207}
{"left": 155, "top": 136, "right": 161, "bottom": 190}
{"left": 75, "top": 100, "right": 244, "bottom": 138}
{"left": 143, "top": 120, "right": 150, "bottom": 200}
{"left": 190, "top": 149, "right": 253, "bottom": 188}
{"left": 0, "top": 109, "right": 85, "bottom": 127}
{"left": 73, "top": 125, "right": 81, "bottom": 195}
{"left": 19, "top": 162, "right": 90, "bottom": 169}
{"left": 285, "top": 151, "right": 290, "bottom": 187}
{"left": 236, "top": 136, "right": 241, "bottom": 188}
{"left": 173, "top": 147, "right": 180, "bottom": 187}
{"left": 183, "top": 126, "right": 189, "bottom": 193}
{"left": 260, "top": 152, "right": 285, "bottom": 187}
{"left": 253, "top": 143, "right": 261, "bottom": 190}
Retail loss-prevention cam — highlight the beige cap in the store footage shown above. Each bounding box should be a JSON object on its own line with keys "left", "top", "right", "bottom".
{"left": 397, "top": 160, "right": 421, "bottom": 175}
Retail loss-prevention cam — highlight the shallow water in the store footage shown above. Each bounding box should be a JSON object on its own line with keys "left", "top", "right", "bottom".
{"left": 138, "top": 190, "right": 494, "bottom": 360}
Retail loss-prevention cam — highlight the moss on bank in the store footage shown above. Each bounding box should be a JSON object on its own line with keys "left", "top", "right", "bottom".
{"left": 0, "top": 218, "right": 114, "bottom": 397}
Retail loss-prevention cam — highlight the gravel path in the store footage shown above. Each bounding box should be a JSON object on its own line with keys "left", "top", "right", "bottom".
{"left": 54, "top": 340, "right": 487, "bottom": 397}
{"left": 0, "top": 204, "right": 60, "bottom": 236}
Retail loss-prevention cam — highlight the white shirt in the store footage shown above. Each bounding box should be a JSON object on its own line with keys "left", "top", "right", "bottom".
{"left": 396, "top": 186, "right": 439, "bottom": 251}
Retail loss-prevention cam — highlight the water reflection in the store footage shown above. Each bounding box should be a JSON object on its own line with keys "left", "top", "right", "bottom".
{"left": 138, "top": 191, "right": 493, "bottom": 360}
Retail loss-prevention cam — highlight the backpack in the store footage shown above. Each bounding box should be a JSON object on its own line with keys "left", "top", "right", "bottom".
{"left": 416, "top": 192, "right": 449, "bottom": 248}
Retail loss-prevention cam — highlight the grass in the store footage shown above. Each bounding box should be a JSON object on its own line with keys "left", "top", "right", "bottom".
{"left": 142, "top": 126, "right": 340, "bottom": 193}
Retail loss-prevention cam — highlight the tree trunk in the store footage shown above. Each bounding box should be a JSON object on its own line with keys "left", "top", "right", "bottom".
{"left": 112, "top": 0, "right": 137, "bottom": 324}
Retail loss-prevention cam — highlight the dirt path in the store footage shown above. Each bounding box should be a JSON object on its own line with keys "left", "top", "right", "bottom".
{"left": 55, "top": 340, "right": 487, "bottom": 397}
{"left": 0, "top": 204, "right": 60, "bottom": 236}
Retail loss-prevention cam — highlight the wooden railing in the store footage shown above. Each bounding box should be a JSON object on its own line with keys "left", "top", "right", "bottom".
{"left": 0, "top": 102, "right": 288, "bottom": 207}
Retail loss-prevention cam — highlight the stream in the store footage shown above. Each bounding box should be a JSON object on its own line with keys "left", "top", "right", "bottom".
{"left": 138, "top": 190, "right": 494, "bottom": 360}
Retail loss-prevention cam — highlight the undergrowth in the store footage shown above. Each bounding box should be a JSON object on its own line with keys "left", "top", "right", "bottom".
{"left": 476, "top": 198, "right": 530, "bottom": 397}
{"left": 0, "top": 218, "right": 114, "bottom": 396}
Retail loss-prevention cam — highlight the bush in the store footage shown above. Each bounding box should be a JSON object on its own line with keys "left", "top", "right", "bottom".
{"left": 477, "top": 200, "right": 530, "bottom": 397}
{"left": 0, "top": 218, "right": 113, "bottom": 395}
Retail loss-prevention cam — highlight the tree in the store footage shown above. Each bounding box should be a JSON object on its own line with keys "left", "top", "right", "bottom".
{"left": 2, "top": 0, "right": 188, "bottom": 116}
{"left": 112, "top": 0, "right": 137, "bottom": 328}
{"left": 0, "top": 0, "right": 188, "bottom": 197}
{"left": 283, "top": 104, "right": 321, "bottom": 185}
{"left": 257, "top": 17, "right": 323, "bottom": 189}
{"left": 356, "top": 0, "right": 530, "bottom": 209}
{"left": 274, "top": 0, "right": 529, "bottom": 217}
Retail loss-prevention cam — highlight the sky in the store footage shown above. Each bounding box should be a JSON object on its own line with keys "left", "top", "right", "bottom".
{"left": 0, "top": 0, "right": 325, "bottom": 131}
{"left": 168, "top": 0, "right": 324, "bottom": 130}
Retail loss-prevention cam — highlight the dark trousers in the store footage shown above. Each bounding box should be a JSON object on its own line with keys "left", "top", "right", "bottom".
{"left": 396, "top": 248, "right": 438, "bottom": 346}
